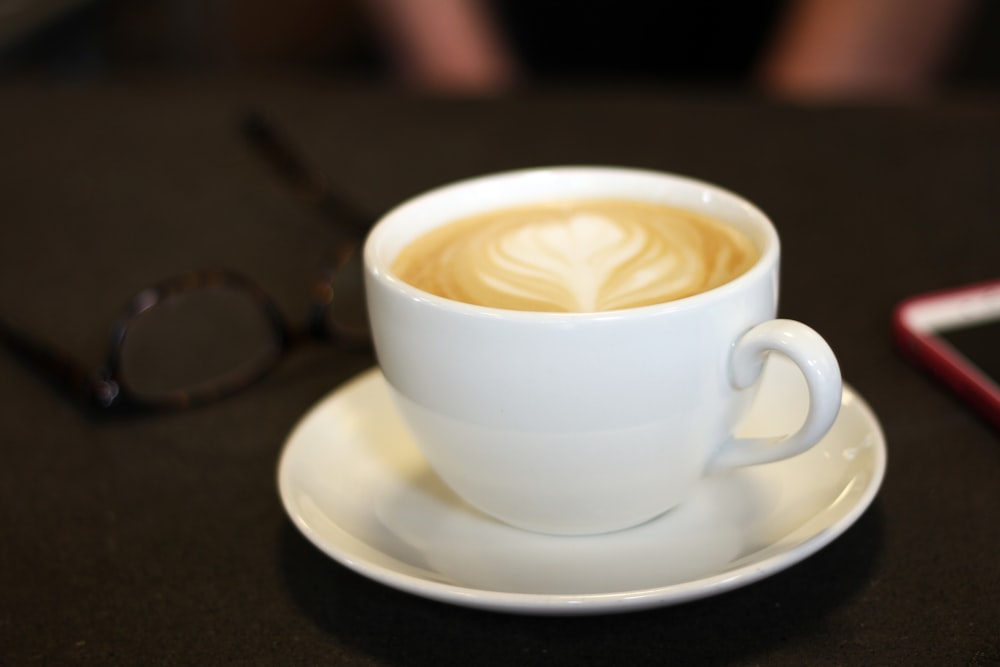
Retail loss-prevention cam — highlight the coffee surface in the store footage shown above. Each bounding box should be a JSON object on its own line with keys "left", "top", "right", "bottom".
{"left": 391, "top": 199, "right": 758, "bottom": 312}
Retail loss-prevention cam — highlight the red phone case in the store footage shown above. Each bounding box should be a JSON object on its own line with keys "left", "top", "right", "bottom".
{"left": 893, "top": 279, "right": 1000, "bottom": 430}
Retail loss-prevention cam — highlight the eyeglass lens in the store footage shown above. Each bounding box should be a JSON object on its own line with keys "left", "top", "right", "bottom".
{"left": 117, "top": 284, "right": 282, "bottom": 402}
{"left": 323, "top": 247, "right": 369, "bottom": 338}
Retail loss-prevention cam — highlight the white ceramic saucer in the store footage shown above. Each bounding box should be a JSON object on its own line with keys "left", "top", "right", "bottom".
{"left": 278, "top": 355, "right": 886, "bottom": 615}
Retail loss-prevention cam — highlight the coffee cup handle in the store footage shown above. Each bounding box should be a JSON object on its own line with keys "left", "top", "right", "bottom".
{"left": 713, "top": 319, "right": 842, "bottom": 469}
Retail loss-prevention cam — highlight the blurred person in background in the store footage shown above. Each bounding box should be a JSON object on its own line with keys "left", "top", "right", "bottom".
{"left": 0, "top": 0, "right": 992, "bottom": 100}
{"left": 362, "top": 0, "right": 978, "bottom": 98}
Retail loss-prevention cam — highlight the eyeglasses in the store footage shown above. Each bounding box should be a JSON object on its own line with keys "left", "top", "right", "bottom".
{"left": 0, "top": 112, "right": 370, "bottom": 414}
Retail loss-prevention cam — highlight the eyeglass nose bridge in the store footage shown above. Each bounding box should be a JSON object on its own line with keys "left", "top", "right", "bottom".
{"left": 307, "top": 237, "right": 370, "bottom": 346}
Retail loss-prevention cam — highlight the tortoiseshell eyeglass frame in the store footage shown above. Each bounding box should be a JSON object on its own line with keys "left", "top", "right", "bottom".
{"left": 0, "top": 111, "right": 370, "bottom": 414}
{"left": 0, "top": 254, "right": 366, "bottom": 415}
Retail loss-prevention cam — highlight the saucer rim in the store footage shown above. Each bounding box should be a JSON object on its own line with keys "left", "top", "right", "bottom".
{"left": 277, "top": 366, "right": 887, "bottom": 616}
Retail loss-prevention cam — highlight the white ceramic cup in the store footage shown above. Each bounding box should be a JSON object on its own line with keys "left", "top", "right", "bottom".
{"left": 364, "top": 166, "right": 841, "bottom": 536}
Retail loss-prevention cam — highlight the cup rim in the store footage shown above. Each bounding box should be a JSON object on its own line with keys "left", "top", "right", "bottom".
{"left": 365, "top": 165, "right": 779, "bottom": 321}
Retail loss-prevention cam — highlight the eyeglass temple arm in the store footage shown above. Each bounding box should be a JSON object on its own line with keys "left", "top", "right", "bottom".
{"left": 0, "top": 315, "right": 112, "bottom": 408}
{"left": 239, "top": 111, "right": 371, "bottom": 239}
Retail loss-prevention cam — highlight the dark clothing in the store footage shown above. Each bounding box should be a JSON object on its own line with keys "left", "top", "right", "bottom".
{"left": 491, "top": 1, "right": 789, "bottom": 85}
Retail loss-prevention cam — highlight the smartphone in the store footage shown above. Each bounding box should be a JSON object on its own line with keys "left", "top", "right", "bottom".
{"left": 893, "top": 279, "right": 1000, "bottom": 430}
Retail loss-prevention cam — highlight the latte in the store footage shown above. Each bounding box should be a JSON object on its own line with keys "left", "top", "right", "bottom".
{"left": 391, "top": 199, "right": 759, "bottom": 313}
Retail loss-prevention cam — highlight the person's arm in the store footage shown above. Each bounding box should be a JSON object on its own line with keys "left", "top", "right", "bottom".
{"left": 363, "top": 0, "right": 518, "bottom": 94}
{"left": 758, "top": 0, "right": 976, "bottom": 99}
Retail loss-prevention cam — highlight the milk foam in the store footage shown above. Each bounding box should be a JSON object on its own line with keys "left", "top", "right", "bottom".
{"left": 392, "top": 199, "right": 758, "bottom": 312}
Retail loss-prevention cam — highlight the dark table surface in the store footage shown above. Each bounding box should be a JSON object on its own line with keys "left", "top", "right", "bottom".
{"left": 1, "top": 79, "right": 998, "bottom": 666}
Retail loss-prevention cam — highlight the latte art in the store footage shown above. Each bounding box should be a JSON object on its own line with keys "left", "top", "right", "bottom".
{"left": 392, "top": 199, "right": 759, "bottom": 312}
